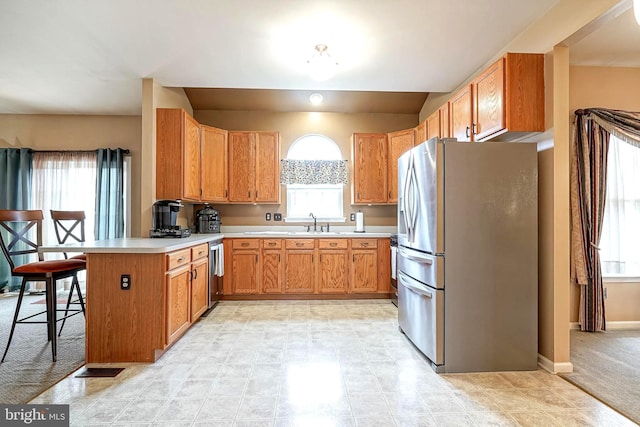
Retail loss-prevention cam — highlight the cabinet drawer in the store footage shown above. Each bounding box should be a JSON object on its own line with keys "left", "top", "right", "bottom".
{"left": 352, "top": 239, "right": 378, "bottom": 249}
{"left": 285, "top": 239, "right": 315, "bottom": 249}
{"left": 167, "top": 248, "right": 191, "bottom": 270}
{"left": 319, "top": 239, "right": 348, "bottom": 249}
{"left": 191, "top": 243, "right": 209, "bottom": 261}
{"left": 233, "top": 239, "right": 260, "bottom": 249}
{"left": 262, "top": 239, "right": 282, "bottom": 249}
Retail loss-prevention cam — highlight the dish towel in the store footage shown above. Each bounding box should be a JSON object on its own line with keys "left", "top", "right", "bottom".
{"left": 391, "top": 246, "right": 397, "bottom": 280}
{"left": 214, "top": 243, "right": 224, "bottom": 277}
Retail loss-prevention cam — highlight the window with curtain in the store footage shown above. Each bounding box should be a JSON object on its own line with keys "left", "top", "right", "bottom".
{"left": 600, "top": 135, "right": 640, "bottom": 277}
{"left": 281, "top": 134, "right": 348, "bottom": 221}
{"left": 31, "top": 152, "right": 97, "bottom": 247}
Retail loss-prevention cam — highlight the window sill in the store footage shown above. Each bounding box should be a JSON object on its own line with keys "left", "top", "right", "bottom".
{"left": 603, "top": 275, "right": 640, "bottom": 283}
{"left": 284, "top": 217, "right": 346, "bottom": 223}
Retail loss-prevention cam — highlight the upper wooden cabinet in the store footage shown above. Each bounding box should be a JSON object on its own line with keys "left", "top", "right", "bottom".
{"left": 200, "top": 125, "right": 228, "bottom": 202}
{"left": 156, "top": 108, "right": 203, "bottom": 201}
{"left": 450, "top": 84, "right": 474, "bottom": 142}
{"left": 414, "top": 119, "right": 427, "bottom": 146}
{"left": 228, "top": 131, "right": 280, "bottom": 204}
{"left": 352, "top": 133, "right": 388, "bottom": 204}
{"left": 439, "top": 103, "right": 450, "bottom": 138}
{"left": 387, "top": 129, "right": 414, "bottom": 204}
{"left": 448, "top": 53, "right": 544, "bottom": 142}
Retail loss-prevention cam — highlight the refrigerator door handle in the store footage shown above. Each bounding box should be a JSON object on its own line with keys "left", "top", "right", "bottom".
{"left": 403, "top": 153, "right": 415, "bottom": 241}
{"left": 409, "top": 160, "right": 419, "bottom": 235}
{"left": 398, "top": 247, "right": 433, "bottom": 264}
{"left": 398, "top": 272, "right": 433, "bottom": 298}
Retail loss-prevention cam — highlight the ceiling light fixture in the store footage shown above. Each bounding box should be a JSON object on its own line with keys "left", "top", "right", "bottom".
{"left": 309, "top": 93, "right": 323, "bottom": 105}
{"left": 634, "top": 0, "right": 640, "bottom": 26}
{"left": 307, "top": 44, "right": 338, "bottom": 81}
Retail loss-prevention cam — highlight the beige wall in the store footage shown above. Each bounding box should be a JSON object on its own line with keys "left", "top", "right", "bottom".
{"left": 194, "top": 110, "right": 416, "bottom": 228}
{"left": 568, "top": 65, "right": 640, "bottom": 323}
{"left": 0, "top": 114, "right": 142, "bottom": 235}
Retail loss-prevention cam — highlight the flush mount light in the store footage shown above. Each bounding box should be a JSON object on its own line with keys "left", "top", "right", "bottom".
{"left": 309, "top": 93, "right": 323, "bottom": 105}
{"left": 307, "top": 44, "right": 338, "bottom": 81}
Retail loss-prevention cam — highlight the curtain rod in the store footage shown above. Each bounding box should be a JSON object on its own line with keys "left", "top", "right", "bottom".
{"left": 28, "top": 149, "right": 131, "bottom": 155}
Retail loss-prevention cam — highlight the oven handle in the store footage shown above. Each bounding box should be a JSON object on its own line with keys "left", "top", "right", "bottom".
{"left": 398, "top": 272, "right": 433, "bottom": 298}
{"left": 398, "top": 247, "right": 433, "bottom": 265}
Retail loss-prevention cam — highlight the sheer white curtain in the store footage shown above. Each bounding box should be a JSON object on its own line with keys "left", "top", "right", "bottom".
{"left": 31, "top": 152, "right": 97, "bottom": 249}
{"left": 600, "top": 136, "right": 640, "bottom": 276}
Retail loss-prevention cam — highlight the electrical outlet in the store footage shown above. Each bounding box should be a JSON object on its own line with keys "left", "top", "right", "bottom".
{"left": 274, "top": 213, "right": 282, "bottom": 221}
{"left": 265, "top": 212, "right": 272, "bottom": 221}
{"left": 350, "top": 213, "right": 356, "bottom": 221}
{"left": 121, "top": 274, "right": 131, "bottom": 290}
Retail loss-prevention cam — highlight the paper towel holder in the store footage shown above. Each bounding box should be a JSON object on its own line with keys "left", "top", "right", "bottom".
{"left": 354, "top": 210, "right": 365, "bottom": 233}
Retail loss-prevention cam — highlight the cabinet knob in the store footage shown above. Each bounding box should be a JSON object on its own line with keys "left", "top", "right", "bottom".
{"left": 241, "top": 242, "right": 249, "bottom": 247}
{"left": 330, "top": 242, "right": 337, "bottom": 247}
{"left": 465, "top": 126, "right": 470, "bottom": 138}
{"left": 268, "top": 242, "right": 275, "bottom": 246}
{"left": 296, "top": 243, "right": 303, "bottom": 247}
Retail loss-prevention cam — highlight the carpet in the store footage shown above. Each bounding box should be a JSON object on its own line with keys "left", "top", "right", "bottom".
{"left": 561, "top": 329, "right": 640, "bottom": 425}
{"left": 0, "top": 293, "right": 85, "bottom": 404}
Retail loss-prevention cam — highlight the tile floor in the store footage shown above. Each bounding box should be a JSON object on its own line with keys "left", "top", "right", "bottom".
{"left": 31, "top": 300, "right": 636, "bottom": 426}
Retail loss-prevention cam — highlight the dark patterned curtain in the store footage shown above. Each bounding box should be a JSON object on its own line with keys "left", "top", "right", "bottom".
{"left": 95, "top": 148, "right": 125, "bottom": 240}
{"left": 0, "top": 148, "right": 33, "bottom": 291}
{"left": 280, "top": 160, "right": 348, "bottom": 185}
{"left": 570, "top": 108, "right": 640, "bottom": 332}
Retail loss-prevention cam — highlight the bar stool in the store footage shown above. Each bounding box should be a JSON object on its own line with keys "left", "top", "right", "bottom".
{"left": 50, "top": 210, "right": 87, "bottom": 336}
{"left": 0, "top": 210, "right": 86, "bottom": 362}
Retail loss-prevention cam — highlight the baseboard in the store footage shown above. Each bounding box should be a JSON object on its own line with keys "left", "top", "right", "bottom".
{"left": 538, "top": 353, "right": 573, "bottom": 374}
{"left": 606, "top": 321, "right": 640, "bottom": 330}
{"left": 570, "top": 321, "right": 640, "bottom": 330}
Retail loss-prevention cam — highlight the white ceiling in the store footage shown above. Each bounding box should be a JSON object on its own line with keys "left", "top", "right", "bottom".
{"left": 0, "top": 0, "right": 638, "bottom": 116}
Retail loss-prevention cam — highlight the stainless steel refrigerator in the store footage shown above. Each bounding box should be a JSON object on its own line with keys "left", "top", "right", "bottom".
{"left": 397, "top": 137, "right": 538, "bottom": 373}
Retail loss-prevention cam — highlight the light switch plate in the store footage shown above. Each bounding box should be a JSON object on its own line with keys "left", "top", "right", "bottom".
{"left": 350, "top": 213, "right": 356, "bottom": 221}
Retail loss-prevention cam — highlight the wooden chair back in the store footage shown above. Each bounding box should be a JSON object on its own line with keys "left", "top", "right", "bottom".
{"left": 0, "top": 210, "right": 45, "bottom": 271}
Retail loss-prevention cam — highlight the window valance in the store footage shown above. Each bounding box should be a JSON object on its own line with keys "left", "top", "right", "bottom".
{"left": 280, "top": 159, "right": 348, "bottom": 185}
{"left": 575, "top": 108, "right": 640, "bottom": 148}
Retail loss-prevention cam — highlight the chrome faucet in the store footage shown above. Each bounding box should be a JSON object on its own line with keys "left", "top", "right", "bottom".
{"left": 309, "top": 212, "right": 317, "bottom": 231}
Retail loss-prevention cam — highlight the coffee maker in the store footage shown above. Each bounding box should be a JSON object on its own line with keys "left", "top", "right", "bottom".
{"left": 196, "top": 205, "right": 221, "bottom": 234}
{"left": 149, "top": 200, "right": 191, "bottom": 238}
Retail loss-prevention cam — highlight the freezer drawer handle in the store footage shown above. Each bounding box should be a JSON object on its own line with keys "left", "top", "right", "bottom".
{"left": 399, "top": 273, "right": 433, "bottom": 298}
{"left": 398, "top": 247, "right": 433, "bottom": 264}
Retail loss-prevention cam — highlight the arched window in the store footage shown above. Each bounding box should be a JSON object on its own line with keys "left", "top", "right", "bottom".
{"left": 282, "top": 134, "right": 347, "bottom": 221}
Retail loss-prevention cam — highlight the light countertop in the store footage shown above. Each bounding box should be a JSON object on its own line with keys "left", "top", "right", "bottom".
{"left": 40, "top": 234, "right": 223, "bottom": 254}
{"left": 40, "top": 227, "right": 395, "bottom": 254}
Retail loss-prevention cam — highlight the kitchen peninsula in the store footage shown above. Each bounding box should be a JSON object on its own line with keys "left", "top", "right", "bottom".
{"left": 42, "top": 231, "right": 392, "bottom": 365}
{"left": 42, "top": 235, "right": 222, "bottom": 365}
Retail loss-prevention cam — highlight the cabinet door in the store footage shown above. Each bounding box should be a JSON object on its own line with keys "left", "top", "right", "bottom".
{"left": 414, "top": 120, "right": 427, "bottom": 146}
{"left": 427, "top": 110, "right": 440, "bottom": 140}
{"left": 351, "top": 249, "right": 378, "bottom": 293}
{"left": 190, "top": 257, "right": 209, "bottom": 322}
{"left": 318, "top": 250, "right": 348, "bottom": 293}
{"left": 255, "top": 132, "right": 280, "bottom": 204}
{"left": 228, "top": 132, "right": 255, "bottom": 202}
{"left": 262, "top": 249, "right": 283, "bottom": 293}
{"left": 285, "top": 250, "right": 315, "bottom": 293}
{"left": 352, "top": 133, "right": 388, "bottom": 204}
{"left": 183, "top": 113, "right": 202, "bottom": 201}
{"left": 439, "top": 103, "right": 450, "bottom": 138}
{"left": 166, "top": 265, "right": 191, "bottom": 345}
{"left": 201, "top": 125, "right": 228, "bottom": 202}
{"left": 387, "top": 129, "right": 414, "bottom": 204}
{"left": 231, "top": 250, "right": 260, "bottom": 294}
{"left": 474, "top": 57, "right": 504, "bottom": 141}
{"left": 450, "top": 85, "right": 473, "bottom": 142}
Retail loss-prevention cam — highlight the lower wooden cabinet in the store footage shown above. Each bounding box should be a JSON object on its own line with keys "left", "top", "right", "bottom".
{"left": 223, "top": 237, "right": 390, "bottom": 297}
{"left": 190, "top": 257, "right": 209, "bottom": 321}
{"left": 285, "top": 239, "right": 315, "bottom": 293}
{"left": 262, "top": 239, "right": 283, "bottom": 293}
{"left": 166, "top": 264, "right": 191, "bottom": 346}
{"left": 318, "top": 239, "right": 349, "bottom": 293}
